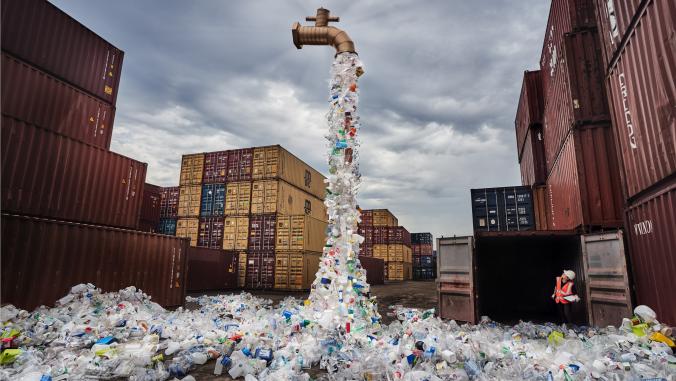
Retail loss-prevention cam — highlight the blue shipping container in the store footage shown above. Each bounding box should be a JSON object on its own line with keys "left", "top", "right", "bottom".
{"left": 470, "top": 186, "right": 534, "bottom": 232}
{"left": 158, "top": 218, "right": 177, "bottom": 235}
{"left": 200, "top": 184, "right": 226, "bottom": 216}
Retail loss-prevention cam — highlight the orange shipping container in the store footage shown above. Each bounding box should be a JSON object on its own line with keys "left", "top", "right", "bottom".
{"left": 223, "top": 216, "right": 249, "bottom": 250}
{"left": 179, "top": 153, "right": 204, "bottom": 186}
{"left": 387, "top": 261, "right": 410, "bottom": 281}
{"left": 225, "top": 181, "right": 252, "bottom": 215}
{"left": 387, "top": 244, "right": 409, "bottom": 262}
{"left": 372, "top": 209, "right": 398, "bottom": 227}
{"left": 275, "top": 215, "right": 327, "bottom": 252}
{"left": 373, "top": 244, "right": 388, "bottom": 261}
{"left": 252, "top": 145, "right": 327, "bottom": 200}
{"left": 251, "top": 180, "right": 327, "bottom": 220}
{"left": 274, "top": 251, "right": 321, "bottom": 290}
{"left": 176, "top": 218, "right": 199, "bottom": 247}
{"left": 177, "top": 185, "right": 202, "bottom": 217}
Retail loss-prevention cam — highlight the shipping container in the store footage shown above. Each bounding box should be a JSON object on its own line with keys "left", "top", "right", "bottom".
{"left": 197, "top": 217, "right": 224, "bottom": 249}
{"left": 248, "top": 214, "right": 277, "bottom": 251}
{"left": 179, "top": 154, "right": 204, "bottom": 186}
{"left": 387, "top": 262, "right": 411, "bottom": 281}
{"left": 160, "top": 187, "right": 180, "bottom": 218}
{"left": 437, "top": 232, "right": 631, "bottom": 326}
{"left": 360, "top": 242, "right": 373, "bottom": 257}
{"left": 177, "top": 185, "right": 202, "bottom": 217}
{"left": 624, "top": 179, "right": 676, "bottom": 325}
{"left": 594, "top": 0, "right": 643, "bottom": 67}
{"left": 139, "top": 183, "right": 161, "bottom": 231}
{"left": 158, "top": 218, "right": 178, "bottom": 236}
{"left": 1, "top": 0, "right": 124, "bottom": 104}
{"left": 413, "top": 268, "right": 436, "bottom": 281}
{"left": 360, "top": 209, "right": 373, "bottom": 226}
{"left": 200, "top": 183, "right": 226, "bottom": 217}
{"left": 251, "top": 180, "right": 327, "bottom": 220}
{"left": 224, "top": 181, "right": 252, "bottom": 216}
{"left": 275, "top": 215, "right": 327, "bottom": 252}
{"left": 1, "top": 117, "right": 145, "bottom": 229}
{"left": 1, "top": 53, "right": 115, "bottom": 149}
{"left": 411, "top": 232, "right": 433, "bottom": 245}
{"left": 371, "top": 209, "right": 398, "bottom": 227}
{"left": 373, "top": 244, "right": 388, "bottom": 261}
{"left": 274, "top": 251, "right": 321, "bottom": 290}
{"left": 359, "top": 256, "right": 385, "bottom": 285}
{"left": 1, "top": 213, "right": 188, "bottom": 310}
{"left": 186, "top": 247, "right": 238, "bottom": 292}
{"left": 372, "top": 226, "right": 389, "bottom": 244}
{"left": 244, "top": 251, "right": 275, "bottom": 289}
{"left": 387, "top": 244, "right": 412, "bottom": 263}
{"left": 176, "top": 218, "right": 199, "bottom": 247}
{"left": 519, "top": 125, "right": 547, "bottom": 186}
{"left": 387, "top": 226, "right": 411, "bottom": 246}
{"left": 546, "top": 125, "right": 624, "bottom": 230}
{"left": 604, "top": 0, "right": 676, "bottom": 199}
{"left": 359, "top": 225, "right": 373, "bottom": 246}
{"left": 415, "top": 255, "right": 434, "bottom": 268}
{"left": 223, "top": 216, "right": 249, "bottom": 250}
{"left": 202, "top": 150, "right": 229, "bottom": 184}
{"left": 533, "top": 184, "right": 550, "bottom": 230}
{"left": 471, "top": 186, "right": 535, "bottom": 232}
{"left": 227, "top": 148, "right": 253, "bottom": 182}
{"left": 252, "top": 145, "right": 327, "bottom": 200}
{"left": 238, "top": 252, "right": 247, "bottom": 288}
{"left": 515, "top": 70, "right": 545, "bottom": 154}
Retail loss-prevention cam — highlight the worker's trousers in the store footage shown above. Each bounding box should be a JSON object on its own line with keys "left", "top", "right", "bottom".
{"left": 557, "top": 303, "right": 573, "bottom": 324}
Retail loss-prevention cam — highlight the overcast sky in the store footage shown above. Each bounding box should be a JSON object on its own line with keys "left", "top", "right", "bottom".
{"left": 51, "top": 0, "right": 549, "bottom": 238}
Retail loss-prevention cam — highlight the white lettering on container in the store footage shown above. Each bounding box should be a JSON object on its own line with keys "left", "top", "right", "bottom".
{"left": 633, "top": 219, "right": 653, "bottom": 236}
{"left": 618, "top": 73, "right": 638, "bottom": 149}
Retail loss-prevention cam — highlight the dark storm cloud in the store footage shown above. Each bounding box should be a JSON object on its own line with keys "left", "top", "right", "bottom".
{"left": 50, "top": 0, "right": 549, "bottom": 237}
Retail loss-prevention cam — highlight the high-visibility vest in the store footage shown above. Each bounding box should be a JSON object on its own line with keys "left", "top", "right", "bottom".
{"left": 554, "top": 276, "right": 574, "bottom": 304}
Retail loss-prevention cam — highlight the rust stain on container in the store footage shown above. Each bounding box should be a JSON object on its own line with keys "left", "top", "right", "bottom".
{"left": 160, "top": 187, "right": 180, "bottom": 218}
{"left": 605, "top": 0, "right": 676, "bottom": 199}
{"left": 186, "top": 247, "right": 239, "bottom": 292}
{"left": 625, "top": 178, "right": 676, "bottom": 325}
{"left": 1, "top": 213, "right": 188, "bottom": 310}
{"left": 139, "top": 183, "right": 161, "bottom": 232}
{"left": 1, "top": 117, "right": 145, "bottom": 229}
{"left": 2, "top": 53, "right": 115, "bottom": 149}
{"left": 515, "top": 70, "right": 544, "bottom": 154}
{"left": 594, "top": 0, "right": 643, "bottom": 67}
{"left": 1, "top": 0, "right": 124, "bottom": 104}
{"left": 359, "top": 256, "right": 384, "bottom": 285}
{"left": 520, "top": 125, "right": 547, "bottom": 186}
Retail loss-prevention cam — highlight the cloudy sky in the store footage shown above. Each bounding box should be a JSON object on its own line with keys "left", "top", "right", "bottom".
{"left": 51, "top": 0, "right": 549, "bottom": 238}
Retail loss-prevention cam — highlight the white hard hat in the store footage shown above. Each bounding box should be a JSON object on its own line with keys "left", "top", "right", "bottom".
{"left": 563, "top": 270, "right": 576, "bottom": 280}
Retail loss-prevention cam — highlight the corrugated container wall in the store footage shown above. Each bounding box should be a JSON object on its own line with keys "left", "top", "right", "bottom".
{"left": 387, "top": 226, "right": 411, "bottom": 246}
{"left": 1, "top": 213, "right": 187, "bottom": 310}
{"left": 624, "top": 179, "right": 676, "bottom": 325}
{"left": 244, "top": 251, "right": 275, "bottom": 289}
{"left": 139, "top": 183, "right": 161, "bottom": 232}
{"left": 160, "top": 187, "right": 180, "bottom": 218}
{"left": 186, "top": 248, "right": 238, "bottom": 292}
{"left": 179, "top": 154, "right": 204, "bottom": 186}
{"left": 1, "top": 0, "right": 124, "bottom": 104}
{"left": 202, "top": 151, "right": 229, "bottom": 184}
{"left": 359, "top": 256, "right": 385, "bottom": 285}
{"left": 371, "top": 209, "right": 398, "bottom": 227}
{"left": 200, "top": 183, "right": 226, "bottom": 217}
{"left": 1, "top": 117, "right": 145, "bottom": 229}
{"left": 225, "top": 181, "right": 252, "bottom": 216}
{"left": 197, "top": 217, "right": 224, "bottom": 249}
{"left": 223, "top": 216, "right": 250, "bottom": 250}
{"left": 227, "top": 148, "right": 253, "bottom": 182}
{"left": 411, "top": 232, "right": 433, "bottom": 245}
{"left": 360, "top": 209, "right": 373, "bottom": 226}
{"left": 158, "top": 218, "right": 177, "bottom": 235}
{"left": 515, "top": 70, "right": 544, "bottom": 154}
{"left": 594, "top": 0, "right": 643, "bottom": 67}
{"left": 176, "top": 218, "right": 199, "bottom": 246}
{"left": 533, "top": 185, "right": 550, "bottom": 230}
{"left": 249, "top": 214, "right": 277, "bottom": 251}
{"left": 604, "top": 0, "right": 676, "bottom": 199}
{"left": 471, "top": 186, "right": 535, "bottom": 232}
{"left": 1, "top": 53, "right": 114, "bottom": 149}
{"left": 274, "top": 251, "right": 320, "bottom": 290}
{"left": 252, "top": 146, "right": 327, "bottom": 200}
{"left": 251, "top": 180, "right": 327, "bottom": 220}
{"left": 275, "top": 215, "right": 327, "bottom": 252}
{"left": 177, "top": 185, "right": 202, "bottom": 217}
{"left": 520, "top": 125, "right": 547, "bottom": 186}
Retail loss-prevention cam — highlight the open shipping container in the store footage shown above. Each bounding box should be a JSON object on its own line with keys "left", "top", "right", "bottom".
{"left": 185, "top": 247, "right": 239, "bottom": 292}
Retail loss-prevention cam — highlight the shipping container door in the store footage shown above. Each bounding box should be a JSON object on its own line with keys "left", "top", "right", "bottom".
{"left": 437, "top": 236, "right": 476, "bottom": 323}
{"left": 580, "top": 231, "right": 632, "bottom": 327}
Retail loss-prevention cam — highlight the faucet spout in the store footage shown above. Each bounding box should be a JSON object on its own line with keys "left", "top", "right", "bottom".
{"left": 292, "top": 8, "right": 356, "bottom": 55}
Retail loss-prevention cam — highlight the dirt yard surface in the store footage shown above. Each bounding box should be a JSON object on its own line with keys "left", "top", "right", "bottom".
{"left": 187, "top": 280, "right": 438, "bottom": 380}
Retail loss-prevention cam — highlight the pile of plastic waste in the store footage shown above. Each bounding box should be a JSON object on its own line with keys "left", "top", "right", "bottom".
{"left": 1, "top": 283, "right": 674, "bottom": 380}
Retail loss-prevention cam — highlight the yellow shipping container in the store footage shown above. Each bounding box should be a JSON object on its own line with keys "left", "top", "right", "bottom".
{"left": 223, "top": 216, "right": 249, "bottom": 250}
{"left": 404, "top": 245, "right": 412, "bottom": 263}
{"left": 224, "top": 181, "right": 252, "bottom": 215}
{"left": 276, "top": 215, "right": 327, "bottom": 252}
{"left": 177, "top": 185, "right": 202, "bottom": 217}
{"left": 251, "top": 180, "right": 327, "bottom": 220}
{"left": 387, "top": 244, "right": 405, "bottom": 262}
{"left": 176, "top": 218, "right": 199, "bottom": 246}
{"left": 373, "top": 244, "right": 388, "bottom": 261}
{"left": 179, "top": 153, "right": 204, "bottom": 186}
{"left": 238, "top": 252, "right": 247, "bottom": 288}
{"left": 387, "top": 261, "right": 411, "bottom": 281}
{"left": 252, "top": 146, "right": 327, "bottom": 200}
{"left": 274, "top": 251, "right": 321, "bottom": 290}
{"left": 372, "top": 209, "right": 398, "bottom": 227}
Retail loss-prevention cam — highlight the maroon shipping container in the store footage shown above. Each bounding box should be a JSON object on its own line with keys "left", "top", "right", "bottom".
{"left": 594, "top": 0, "right": 643, "bottom": 67}
{"left": 245, "top": 251, "right": 275, "bottom": 289}
{"left": 360, "top": 242, "right": 373, "bottom": 257}
{"left": 160, "top": 187, "right": 180, "bottom": 218}
{"left": 605, "top": 0, "right": 676, "bottom": 199}
{"left": 186, "top": 247, "right": 238, "bottom": 292}
{"left": 359, "top": 256, "right": 384, "bottom": 285}
{"left": 359, "top": 225, "right": 373, "bottom": 246}
{"left": 248, "top": 214, "right": 276, "bottom": 251}
{"left": 544, "top": 29, "right": 610, "bottom": 171}
{"left": 372, "top": 226, "right": 388, "bottom": 244}
{"left": 1, "top": 0, "right": 124, "bottom": 104}
{"left": 2, "top": 53, "right": 115, "bottom": 149}
{"left": 139, "top": 183, "right": 161, "bottom": 231}
{"left": 197, "top": 217, "right": 225, "bottom": 249}
{"left": 227, "top": 148, "right": 253, "bottom": 182}
{"left": 520, "top": 125, "right": 547, "bottom": 186}
{"left": 203, "top": 150, "right": 229, "bottom": 184}
{"left": 419, "top": 243, "right": 433, "bottom": 256}
{"left": 515, "top": 70, "right": 544, "bottom": 154}
{"left": 387, "top": 226, "right": 411, "bottom": 246}
{"left": 2, "top": 117, "right": 146, "bottom": 229}
{"left": 546, "top": 124, "right": 624, "bottom": 230}
{"left": 625, "top": 178, "right": 676, "bottom": 325}
{"left": 1, "top": 213, "right": 188, "bottom": 310}
{"left": 360, "top": 209, "right": 373, "bottom": 226}
{"left": 412, "top": 244, "right": 421, "bottom": 256}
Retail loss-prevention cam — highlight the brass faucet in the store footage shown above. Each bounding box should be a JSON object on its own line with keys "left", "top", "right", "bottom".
{"left": 291, "top": 8, "right": 356, "bottom": 55}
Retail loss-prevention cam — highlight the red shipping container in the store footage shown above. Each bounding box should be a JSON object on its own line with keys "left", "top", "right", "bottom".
{"left": 594, "top": 0, "right": 643, "bottom": 67}
{"left": 1, "top": 53, "right": 115, "bottom": 149}
{"left": 248, "top": 214, "right": 276, "bottom": 251}
{"left": 160, "top": 187, "right": 180, "bottom": 218}
{"left": 245, "top": 251, "right": 275, "bottom": 289}
{"left": 227, "top": 148, "right": 253, "bottom": 182}
{"left": 197, "top": 217, "right": 225, "bottom": 249}
{"left": 372, "top": 226, "right": 388, "bottom": 244}
{"left": 605, "top": 0, "right": 676, "bottom": 199}
{"left": 546, "top": 124, "right": 624, "bottom": 230}
{"left": 420, "top": 243, "right": 433, "bottom": 256}
{"left": 358, "top": 225, "right": 373, "bottom": 246}
{"left": 1, "top": 213, "right": 188, "bottom": 310}
{"left": 186, "top": 247, "right": 239, "bottom": 292}
{"left": 1, "top": 116, "right": 146, "bottom": 229}
{"left": 625, "top": 178, "right": 676, "bottom": 325}
{"left": 520, "top": 125, "right": 547, "bottom": 186}
{"left": 359, "top": 256, "right": 384, "bottom": 285}
{"left": 515, "top": 70, "right": 544, "bottom": 154}
{"left": 1, "top": 0, "right": 124, "bottom": 104}
{"left": 387, "top": 226, "right": 411, "bottom": 246}
{"left": 360, "top": 209, "right": 373, "bottom": 226}
{"left": 139, "top": 183, "right": 161, "bottom": 231}
{"left": 203, "top": 150, "right": 229, "bottom": 184}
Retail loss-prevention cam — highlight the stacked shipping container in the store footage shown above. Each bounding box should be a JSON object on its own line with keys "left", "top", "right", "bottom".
{"left": 139, "top": 183, "right": 161, "bottom": 232}
{"left": 470, "top": 186, "right": 535, "bottom": 232}
{"left": 358, "top": 209, "right": 412, "bottom": 281}
{"left": 158, "top": 187, "right": 180, "bottom": 235}
{"left": 412, "top": 233, "right": 435, "bottom": 280}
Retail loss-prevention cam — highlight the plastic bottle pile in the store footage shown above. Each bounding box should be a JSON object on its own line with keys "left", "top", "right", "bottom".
{"left": 1, "top": 284, "right": 675, "bottom": 380}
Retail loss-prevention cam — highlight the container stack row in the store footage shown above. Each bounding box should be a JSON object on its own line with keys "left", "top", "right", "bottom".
{"left": 358, "top": 209, "right": 412, "bottom": 281}
{"left": 412, "top": 233, "right": 435, "bottom": 280}
{"left": 1, "top": 0, "right": 188, "bottom": 310}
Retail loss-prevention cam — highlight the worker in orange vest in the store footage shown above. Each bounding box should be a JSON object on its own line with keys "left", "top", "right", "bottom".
{"left": 551, "top": 270, "right": 580, "bottom": 324}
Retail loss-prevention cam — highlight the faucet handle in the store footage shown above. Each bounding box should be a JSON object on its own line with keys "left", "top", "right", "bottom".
{"left": 306, "top": 8, "right": 339, "bottom": 26}
{"left": 306, "top": 16, "right": 340, "bottom": 22}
